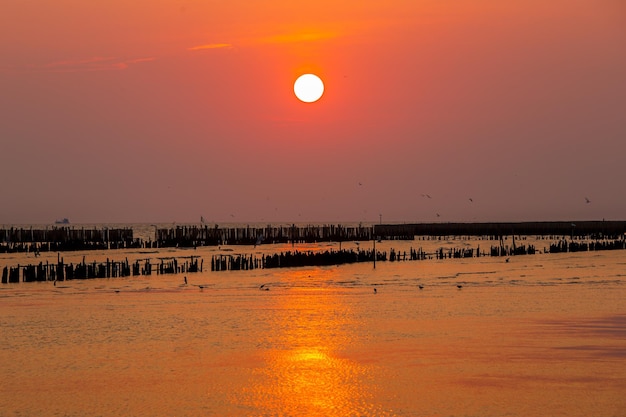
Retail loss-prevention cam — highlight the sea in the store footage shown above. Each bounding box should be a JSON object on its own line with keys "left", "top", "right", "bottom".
{"left": 1, "top": 223, "right": 625, "bottom": 416}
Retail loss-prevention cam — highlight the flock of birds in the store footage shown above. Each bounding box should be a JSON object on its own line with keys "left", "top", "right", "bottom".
{"left": 205, "top": 182, "right": 593, "bottom": 222}
{"left": 156, "top": 276, "right": 468, "bottom": 295}
{"left": 103, "top": 275, "right": 472, "bottom": 294}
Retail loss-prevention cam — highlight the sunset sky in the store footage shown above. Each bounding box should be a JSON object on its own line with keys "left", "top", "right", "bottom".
{"left": 1, "top": 0, "right": 625, "bottom": 224}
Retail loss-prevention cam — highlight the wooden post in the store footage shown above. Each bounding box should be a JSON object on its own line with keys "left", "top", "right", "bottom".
{"left": 373, "top": 238, "right": 376, "bottom": 269}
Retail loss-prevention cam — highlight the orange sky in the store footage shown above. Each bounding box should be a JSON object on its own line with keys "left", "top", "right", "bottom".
{"left": 1, "top": 0, "right": 625, "bottom": 223}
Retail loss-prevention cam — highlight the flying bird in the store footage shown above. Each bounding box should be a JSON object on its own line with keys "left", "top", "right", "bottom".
{"left": 585, "top": 197, "right": 591, "bottom": 204}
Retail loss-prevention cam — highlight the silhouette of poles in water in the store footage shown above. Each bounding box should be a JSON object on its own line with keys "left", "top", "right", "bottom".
{"left": 0, "top": 227, "right": 138, "bottom": 253}
{"left": 154, "top": 224, "right": 374, "bottom": 247}
{"left": 211, "top": 248, "right": 387, "bottom": 271}
{"left": 3, "top": 222, "right": 625, "bottom": 252}
{"left": 210, "top": 236, "right": 626, "bottom": 272}
{"left": 209, "top": 246, "right": 479, "bottom": 272}
{"left": 4, "top": 234, "right": 626, "bottom": 282}
{"left": 1, "top": 255, "right": 202, "bottom": 284}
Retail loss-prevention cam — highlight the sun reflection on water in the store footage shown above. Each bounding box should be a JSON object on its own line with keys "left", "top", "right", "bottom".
{"left": 231, "top": 269, "right": 392, "bottom": 416}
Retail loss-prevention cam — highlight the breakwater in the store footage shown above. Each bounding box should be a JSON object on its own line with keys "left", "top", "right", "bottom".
{"left": 1, "top": 255, "right": 201, "bottom": 283}
{"left": 0, "top": 227, "right": 138, "bottom": 253}
{"left": 374, "top": 221, "right": 626, "bottom": 239}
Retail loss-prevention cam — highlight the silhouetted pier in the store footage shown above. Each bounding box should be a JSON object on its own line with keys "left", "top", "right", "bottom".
{"left": 374, "top": 221, "right": 626, "bottom": 239}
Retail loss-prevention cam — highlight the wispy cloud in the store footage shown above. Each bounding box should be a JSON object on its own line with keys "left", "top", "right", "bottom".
{"left": 187, "top": 30, "right": 338, "bottom": 53}
{"left": 188, "top": 43, "right": 233, "bottom": 51}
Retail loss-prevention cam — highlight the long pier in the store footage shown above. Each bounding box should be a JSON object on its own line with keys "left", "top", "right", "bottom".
{"left": 373, "top": 221, "right": 626, "bottom": 239}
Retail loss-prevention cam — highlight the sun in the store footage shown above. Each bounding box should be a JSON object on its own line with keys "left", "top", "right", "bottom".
{"left": 294, "top": 74, "right": 324, "bottom": 103}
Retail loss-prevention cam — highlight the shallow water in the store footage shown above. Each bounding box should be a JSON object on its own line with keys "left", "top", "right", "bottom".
{"left": 1, "top": 238, "right": 625, "bottom": 416}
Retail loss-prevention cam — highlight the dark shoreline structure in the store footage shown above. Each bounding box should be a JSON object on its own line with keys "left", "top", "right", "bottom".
{"left": 374, "top": 221, "right": 626, "bottom": 239}
{"left": 1, "top": 221, "right": 625, "bottom": 252}
{"left": 159, "top": 221, "right": 626, "bottom": 247}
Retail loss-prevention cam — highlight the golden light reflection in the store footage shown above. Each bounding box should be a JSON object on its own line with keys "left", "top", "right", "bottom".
{"left": 235, "top": 269, "right": 391, "bottom": 416}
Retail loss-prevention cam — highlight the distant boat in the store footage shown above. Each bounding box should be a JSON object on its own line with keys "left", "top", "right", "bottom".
{"left": 55, "top": 218, "right": 70, "bottom": 225}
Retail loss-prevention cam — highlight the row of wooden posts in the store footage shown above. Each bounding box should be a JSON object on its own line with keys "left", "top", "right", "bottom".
{"left": 0, "top": 227, "right": 139, "bottom": 253}
{"left": 211, "top": 238, "right": 626, "bottom": 272}
{"left": 1, "top": 256, "right": 201, "bottom": 284}
{"left": 155, "top": 224, "right": 374, "bottom": 247}
{"left": 3, "top": 235, "right": 626, "bottom": 281}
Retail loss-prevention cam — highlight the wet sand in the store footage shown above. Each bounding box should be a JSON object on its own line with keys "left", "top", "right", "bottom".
{"left": 1, "top": 242, "right": 625, "bottom": 416}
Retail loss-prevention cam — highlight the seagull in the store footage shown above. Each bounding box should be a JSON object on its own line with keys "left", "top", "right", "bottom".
{"left": 457, "top": 285, "right": 463, "bottom": 289}
{"left": 505, "top": 258, "right": 510, "bottom": 263}
{"left": 469, "top": 198, "right": 473, "bottom": 202}
{"left": 436, "top": 213, "right": 441, "bottom": 217}
{"left": 259, "top": 284, "right": 269, "bottom": 291}
{"left": 585, "top": 197, "right": 591, "bottom": 204}
{"left": 418, "top": 284, "right": 424, "bottom": 290}
{"left": 373, "top": 287, "right": 377, "bottom": 294}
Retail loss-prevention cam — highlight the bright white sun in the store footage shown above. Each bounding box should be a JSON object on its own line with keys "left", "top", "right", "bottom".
{"left": 294, "top": 74, "right": 324, "bottom": 103}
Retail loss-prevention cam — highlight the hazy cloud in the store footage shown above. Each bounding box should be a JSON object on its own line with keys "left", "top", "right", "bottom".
{"left": 188, "top": 43, "right": 234, "bottom": 51}
{"left": 259, "top": 31, "right": 338, "bottom": 44}
{"left": 187, "top": 31, "right": 338, "bottom": 53}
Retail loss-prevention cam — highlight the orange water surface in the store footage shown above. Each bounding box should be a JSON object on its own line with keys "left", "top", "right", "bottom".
{"left": 1, "top": 239, "right": 625, "bottom": 416}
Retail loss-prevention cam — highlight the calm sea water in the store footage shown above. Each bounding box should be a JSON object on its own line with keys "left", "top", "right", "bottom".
{"left": 1, "top": 224, "right": 625, "bottom": 416}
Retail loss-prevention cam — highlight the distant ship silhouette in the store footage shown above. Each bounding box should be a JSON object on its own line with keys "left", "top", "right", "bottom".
{"left": 55, "top": 218, "right": 70, "bottom": 225}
